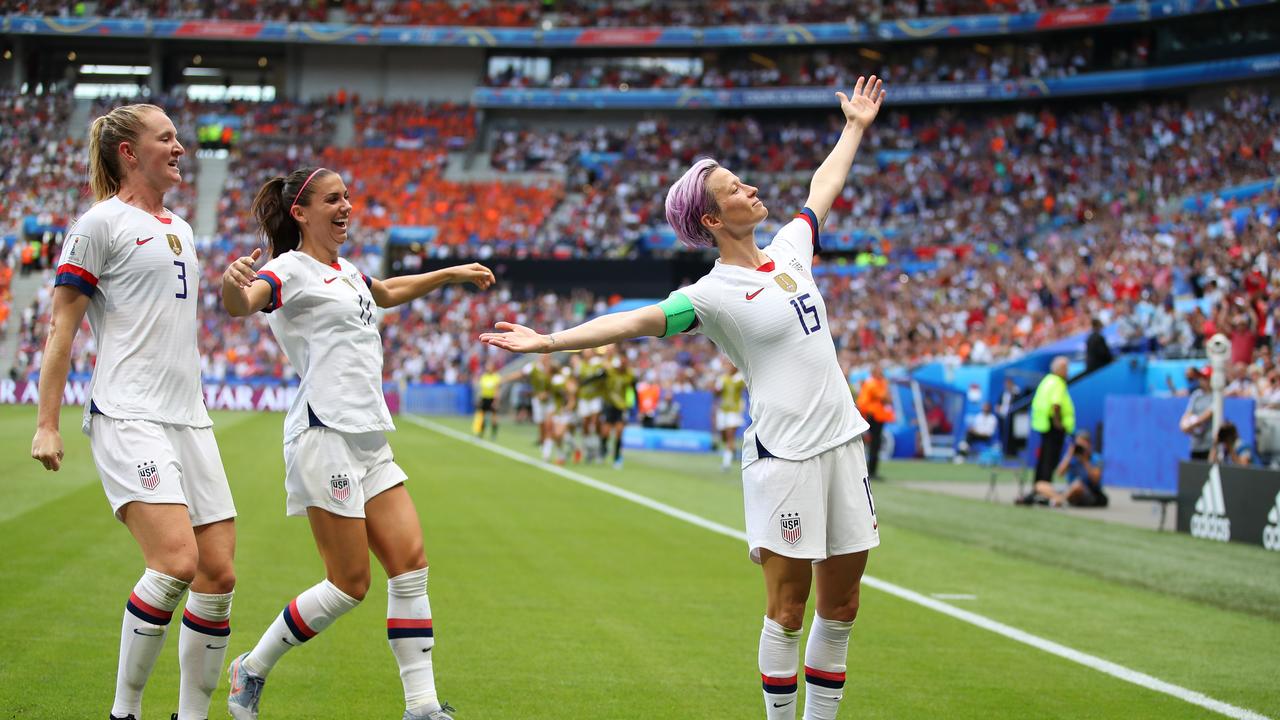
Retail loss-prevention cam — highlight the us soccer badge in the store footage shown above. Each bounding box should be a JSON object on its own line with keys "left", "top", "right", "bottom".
{"left": 774, "top": 273, "right": 798, "bottom": 293}
{"left": 330, "top": 473, "right": 352, "bottom": 503}
{"left": 780, "top": 511, "right": 802, "bottom": 545}
{"left": 136, "top": 460, "right": 160, "bottom": 491}
{"left": 167, "top": 233, "right": 183, "bottom": 256}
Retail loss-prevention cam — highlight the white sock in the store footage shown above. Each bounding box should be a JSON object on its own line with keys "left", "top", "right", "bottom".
{"left": 112, "top": 569, "right": 190, "bottom": 718}
{"left": 177, "top": 590, "right": 234, "bottom": 720}
{"left": 802, "top": 615, "right": 854, "bottom": 720}
{"left": 243, "top": 579, "right": 360, "bottom": 677}
{"left": 760, "top": 616, "right": 802, "bottom": 720}
{"left": 387, "top": 567, "right": 440, "bottom": 713}
{"left": 722, "top": 448, "right": 733, "bottom": 467}
{"left": 541, "top": 438, "right": 553, "bottom": 460}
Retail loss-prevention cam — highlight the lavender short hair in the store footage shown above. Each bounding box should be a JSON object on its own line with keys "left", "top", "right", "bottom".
{"left": 664, "top": 158, "right": 721, "bottom": 249}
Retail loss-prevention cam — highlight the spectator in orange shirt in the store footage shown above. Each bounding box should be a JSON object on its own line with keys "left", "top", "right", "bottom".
{"left": 856, "top": 364, "right": 894, "bottom": 480}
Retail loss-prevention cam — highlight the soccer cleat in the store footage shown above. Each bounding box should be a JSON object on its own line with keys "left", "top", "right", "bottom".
{"left": 404, "top": 701, "right": 457, "bottom": 720}
{"left": 572, "top": 448, "right": 583, "bottom": 464}
{"left": 171, "top": 715, "right": 206, "bottom": 720}
{"left": 110, "top": 715, "right": 138, "bottom": 719}
{"left": 613, "top": 458, "right": 623, "bottom": 470}
{"left": 227, "top": 652, "right": 266, "bottom": 719}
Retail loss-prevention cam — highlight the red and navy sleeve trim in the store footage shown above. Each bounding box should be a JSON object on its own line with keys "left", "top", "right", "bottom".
{"left": 361, "top": 273, "right": 373, "bottom": 289}
{"left": 55, "top": 263, "right": 98, "bottom": 297}
{"left": 796, "top": 207, "right": 821, "bottom": 253}
{"left": 256, "top": 271, "right": 283, "bottom": 313}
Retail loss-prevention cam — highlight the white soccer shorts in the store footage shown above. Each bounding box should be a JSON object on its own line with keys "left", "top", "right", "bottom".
{"left": 717, "top": 410, "right": 744, "bottom": 431}
{"left": 741, "top": 436, "right": 879, "bottom": 564}
{"left": 576, "top": 396, "right": 603, "bottom": 419}
{"left": 532, "top": 397, "right": 554, "bottom": 424}
{"left": 283, "top": 427, "right": 408, "bottom": 518}
{"left": 89, "top": 415, "right": 236, "bottom": 526}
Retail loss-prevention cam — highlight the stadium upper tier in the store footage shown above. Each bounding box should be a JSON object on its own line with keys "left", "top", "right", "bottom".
{"left": 5, "top": 0, "right": 1277, "bottom": 46}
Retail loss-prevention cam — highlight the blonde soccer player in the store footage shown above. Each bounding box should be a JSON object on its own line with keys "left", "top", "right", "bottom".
{"left": 220, "top": 166, "right": 492, "bottom": 720}
{"left": 31, "top": 104, "right": 238, "bottom": 720}
{"left": 482, "top": 77, "right": 885, "bottom": 720}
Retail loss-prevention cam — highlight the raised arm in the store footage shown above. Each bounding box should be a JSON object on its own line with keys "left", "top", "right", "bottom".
{"left": 31, "top": 286, "right": 91, "bottom": 471}
{"left": 480, "top": 305, "right": 667, "bottom": 354}
{"left": 370, "top": 262, "right": 494, "bottom": 308}
{"left": 804, "top": 75, "right": 885, "bottom": 228}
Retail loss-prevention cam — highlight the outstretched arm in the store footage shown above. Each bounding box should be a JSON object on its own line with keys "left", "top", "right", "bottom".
{"left": 371, "top": 262, "right": 494, "bottom": 308}
{"left": 805, "top": 75, "right": 885, "bottom": 228}
{"left": 481, "top": 305, "right": 667, "bottom": 354}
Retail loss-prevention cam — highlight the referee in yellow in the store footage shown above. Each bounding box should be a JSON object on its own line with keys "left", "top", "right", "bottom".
{"left": 1030, "top": 356, "right": 1074, "bottom": 491}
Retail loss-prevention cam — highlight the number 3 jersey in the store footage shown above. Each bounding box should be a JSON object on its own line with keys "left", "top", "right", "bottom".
{"left": 55, "top": 197, "right": 212, "bottom": 430}
{"left": 664, "top": 208, "right": 868, "bottom": 467}
{"left": 255, "top": 250, "right": 393, "bottom": 443}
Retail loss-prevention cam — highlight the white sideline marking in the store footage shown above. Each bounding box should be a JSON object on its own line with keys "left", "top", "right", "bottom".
{"left": 930, "top": 593, "right": 978, "bottom": 600}
{"left": 407, "top": 416, "right": 1272, "bottom": 720}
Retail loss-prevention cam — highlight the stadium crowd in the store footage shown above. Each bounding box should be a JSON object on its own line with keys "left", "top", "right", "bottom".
{"left": 11, "top": 0, "right": 1094, "bottom": 27}
{"left": 487, "top": 36, "right": 1152, "bottom": 90}
{"left": 5, "top": 88, "right": 1279, "bottom": 405}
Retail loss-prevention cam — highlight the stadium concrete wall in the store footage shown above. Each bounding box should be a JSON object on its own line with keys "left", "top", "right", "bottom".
{"left": 296, "top": 45, "right": 485, "bottom": 102}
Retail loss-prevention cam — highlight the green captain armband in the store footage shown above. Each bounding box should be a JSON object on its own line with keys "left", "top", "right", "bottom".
{"left": 658, "top": 291, "right": 697, "bottom": 338}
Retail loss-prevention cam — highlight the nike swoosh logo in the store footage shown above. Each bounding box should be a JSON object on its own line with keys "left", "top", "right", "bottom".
{"left": 772, "top": 701, "right": 794, "bottom": 708}
{"left": 422, "top": 647, "right": 432, "bottom": 653}
{"left": 135, "top": 237, "right": 153, "bottom": 245}
{"left": 206, "top": 643, "right": 227, "bottom": 650}
{"left": 746, "top": 288, "right": 764, "bottom": 300}
{"left": 133, "top": 628, "right": 163, "bottom": 636}
{"left": 324, "top": 277, "right": 338, "bottom": 284}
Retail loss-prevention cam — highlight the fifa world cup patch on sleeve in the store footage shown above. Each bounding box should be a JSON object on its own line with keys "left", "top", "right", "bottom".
{"left": 136, "top": 461, "right": 160, "bottom": 491}
{"left": 780, "top": 512, "right": 802, "bottom": 545}
{"left": 330, "top": 474, "right": 351, "bottom": 503}
{"left": 65, "top": 234, "right": 88, "bottom": 267}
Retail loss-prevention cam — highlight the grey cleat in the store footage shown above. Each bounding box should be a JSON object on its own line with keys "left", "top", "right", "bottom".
{"left": 227, "top": 652, "right": 266, "bottom": 720}
{"left": 404, "top": 701, "right": 456, "bottom": 720}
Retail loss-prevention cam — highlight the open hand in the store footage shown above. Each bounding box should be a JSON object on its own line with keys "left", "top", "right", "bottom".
{"left": 480, "top": 321, "right": 551, "bottom": 354}
{"left": 837, "top": 75, "right": 885, "bottom": 130}
{"left": 223, "top": 248, "right": 263, "bottom": 288}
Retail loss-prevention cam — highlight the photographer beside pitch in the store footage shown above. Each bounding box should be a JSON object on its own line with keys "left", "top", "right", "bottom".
{"left": 483, "top": 77, "right": 885, "bottom": 720}
{"left": 1020, "top": 431, "right": 1107, "bottom": 507}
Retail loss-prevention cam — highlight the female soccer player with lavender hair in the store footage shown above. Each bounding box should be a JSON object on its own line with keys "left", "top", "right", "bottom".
{"left": 482, "top": 76, "right": 885, "bottom": 720}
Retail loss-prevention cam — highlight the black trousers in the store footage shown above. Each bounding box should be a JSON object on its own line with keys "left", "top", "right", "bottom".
{"left": 866, "top": 418, "right": 884, "bottom": 478}
{"left": 1034, "top": 427, "right": 1066, "bottom": 484}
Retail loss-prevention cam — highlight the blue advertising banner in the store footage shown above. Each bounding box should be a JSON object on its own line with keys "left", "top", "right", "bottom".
{"left": 6, "top": 0, "right": 1275, "bottom": 48}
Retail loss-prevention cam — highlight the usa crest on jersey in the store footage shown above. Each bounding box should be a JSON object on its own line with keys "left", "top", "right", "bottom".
{"left": 167, "top": 233, "right": 183, "bottom": 256}
{"left": 774, "top": 273, "right": 798, "bottom": 293}
{"left": 136, "top": 461, "right": 160, "bottom": 491}
{"left": 780, "top": 512, "right": 802, "bottom": 545}
{"left": 330, "top": 474, "right": 351, "bottom": 503}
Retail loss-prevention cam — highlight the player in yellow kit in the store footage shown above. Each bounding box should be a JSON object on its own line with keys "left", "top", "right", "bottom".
{"left": 473, "top": 361, "right": 503, "bottom": 438}
{"left": 715, "top": 362, "right": 748, "bottom": 471}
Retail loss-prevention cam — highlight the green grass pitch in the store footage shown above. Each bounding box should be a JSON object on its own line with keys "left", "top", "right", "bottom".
{"left": 2, "top": 405, "right": 1278, "bottom": 719}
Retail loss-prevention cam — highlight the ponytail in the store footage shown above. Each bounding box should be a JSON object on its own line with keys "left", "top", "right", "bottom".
{"left": 88, "top": 104, "right": 165, "bottom": 202}
{"left": 251, "top": 166, "right": 332, "bottom": 258}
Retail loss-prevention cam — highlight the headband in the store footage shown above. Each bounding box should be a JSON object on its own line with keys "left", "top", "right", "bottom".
{"left": 289, "top": 167, "right": 327, "bottom": 213}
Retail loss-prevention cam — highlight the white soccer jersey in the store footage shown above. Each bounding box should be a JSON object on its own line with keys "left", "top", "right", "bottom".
{"left": 255, "top": 250, "right": 393, "bottom": 443}
{"left": 55, "top": 197, "right": 212, "bottom": 430}
{"left": 670, "top": 208, "right": 868, "bottom": 467}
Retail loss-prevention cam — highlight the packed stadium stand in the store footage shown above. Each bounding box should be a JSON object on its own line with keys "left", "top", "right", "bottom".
{"left": 2, "top": 0, "right": 1278, "bottom": 431}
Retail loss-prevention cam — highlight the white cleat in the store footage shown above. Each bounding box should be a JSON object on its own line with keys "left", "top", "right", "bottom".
{"left": 227, "top": 652, "right": 265, "bottom": 719}
{"left": 404, "top": 701, "right": 456, "bottom": 720}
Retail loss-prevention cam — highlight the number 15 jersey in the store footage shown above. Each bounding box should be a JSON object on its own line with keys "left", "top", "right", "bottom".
{"left": 55, "top": 197, "right": 211, "bottom": 430}
{"left": 255, "top": 250, "right": 393, "bottom": 443}
{"left": 662, "top": 208, "right": 868, "bottom": 468}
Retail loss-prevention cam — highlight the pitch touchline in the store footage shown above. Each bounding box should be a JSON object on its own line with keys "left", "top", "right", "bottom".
{"left": 406, "top": 416, "right": 1271, "bottom": 720}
